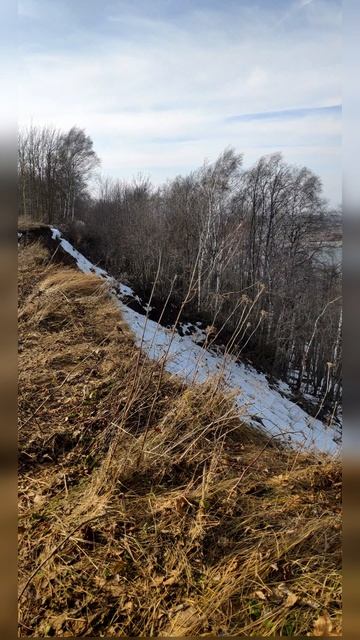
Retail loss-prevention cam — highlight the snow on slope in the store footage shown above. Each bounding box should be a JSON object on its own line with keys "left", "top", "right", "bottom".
{"left": 51, "top": 227, "right": 340, "bottom": 455}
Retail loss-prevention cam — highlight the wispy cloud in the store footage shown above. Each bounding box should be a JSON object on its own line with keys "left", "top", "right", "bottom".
{"left": 226, "top": 105, "right": 342, "bottom": 123}
{"left": 18, "top": 0, "right": 342, "bottom": 204}
{"left": 298, "top": 0, "right": 314, "bottom": 7}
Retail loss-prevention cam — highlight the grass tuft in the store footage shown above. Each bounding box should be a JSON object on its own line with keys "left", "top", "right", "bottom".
{"left": 18, "top": 237, "right": 342, "bottom": 637}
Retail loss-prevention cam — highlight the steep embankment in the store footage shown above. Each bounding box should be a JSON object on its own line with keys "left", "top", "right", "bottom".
{"left": 44, "top": 224, "right": 340, "bottom": 452}
{"left": 18, "top": 233, "right": 341, "bottom": 637}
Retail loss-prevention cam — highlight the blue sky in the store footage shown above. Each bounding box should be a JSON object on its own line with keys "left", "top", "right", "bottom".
{"left": 18, "top": 0, "right": 341, "bottom": 205}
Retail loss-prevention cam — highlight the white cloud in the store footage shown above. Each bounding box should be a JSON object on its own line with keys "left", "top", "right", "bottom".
{"left": 18, "top": 1, "right": 341, "bottom": 204}
{"left": 298, "top": 0, "right": 314, "bottom": 7}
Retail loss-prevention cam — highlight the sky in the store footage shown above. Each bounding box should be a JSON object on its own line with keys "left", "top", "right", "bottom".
{"left": 18, "top": 0, "right": 342, "bottom": 206}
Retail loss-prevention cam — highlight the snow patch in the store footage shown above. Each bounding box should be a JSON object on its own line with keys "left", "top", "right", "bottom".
{"left": 49, "top": 227, "right": 340, "bottom": 455}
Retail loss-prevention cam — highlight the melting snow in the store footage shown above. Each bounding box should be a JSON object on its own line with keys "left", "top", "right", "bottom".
{"left": 50, "top": 227, "right": 340, "bottom": 455}
{"left": 51, "top": 228, "right": 108, "bottom": 279}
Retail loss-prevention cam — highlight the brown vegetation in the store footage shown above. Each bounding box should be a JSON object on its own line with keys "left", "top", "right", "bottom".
{"left": 18, "top": 127, "right": 342, "bottom": 418}
{"left": 18, "top": 239, "right": 341, "bottom": 637}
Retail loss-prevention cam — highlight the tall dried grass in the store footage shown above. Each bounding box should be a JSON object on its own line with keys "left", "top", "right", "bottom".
{"left": 18, "top": 237, "right": 342, "bottom": 637}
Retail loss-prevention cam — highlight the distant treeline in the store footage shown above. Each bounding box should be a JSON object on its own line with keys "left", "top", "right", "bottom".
{"left": 18, "top": 126, "right": 342, "bottom": 417}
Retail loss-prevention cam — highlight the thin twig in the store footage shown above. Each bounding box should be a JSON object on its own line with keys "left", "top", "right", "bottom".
{"left": 18, "top": 513, "right": 104, "bottom": 601}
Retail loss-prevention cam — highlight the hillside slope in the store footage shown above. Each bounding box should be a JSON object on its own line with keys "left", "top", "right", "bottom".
{"left": 23, "top": 223, "right": 341, "bottom": 453}
{"left": 18, "top": 236, "right": 341, "bottom": 637}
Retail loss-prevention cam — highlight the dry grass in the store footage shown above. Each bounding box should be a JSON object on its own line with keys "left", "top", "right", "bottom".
{"left": 18, "top": 237, "right": 342, "bottom": 637}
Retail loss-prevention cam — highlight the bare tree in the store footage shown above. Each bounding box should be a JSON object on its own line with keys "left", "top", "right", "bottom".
{"left": 18, "top": 130, "right": 342, "bottom": 417}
